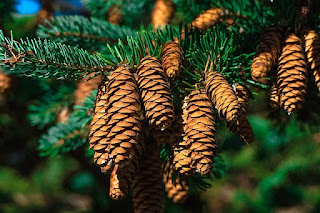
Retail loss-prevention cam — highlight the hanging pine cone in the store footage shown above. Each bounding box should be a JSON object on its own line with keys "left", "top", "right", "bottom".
{"left": 36, "top": 0, "right": 54, "bottom": 24}
{"left": 235, "top": 83, "right": 250, "bottom": 114}
{"left": 227, "top": 115, "right": 254, "bottom": 144}
{"left": 109, "top": 155, "right": 140, "bottom": 200}
{"left": 304, "top": 30, "right": 320, "bottom": 92}
{"left": 133, "top": 142, "right": 162, "bottom": 213}
{"left": 297, "top": 0, "right": 313, "bottom": 17}
{"left": 151, "top": 0, "right": 176, "bottom": 30}
{"left": 205, "top": 70, "right": 242, "bottom": 122}
{"left": 163, "top": 163, "right": 189, "bottom": 203}
{"left": 174, "top": 90, "right": 216, "bottom": 175}
{"left": 270, "top": 82, "right": 280, "bottom": 109}
{"left": 277, "top": 34, "right": 308, "bottom": 114}
{"left": 89, "top": 65, "right": 144, "bottom": 172}
{"left": 190, "top": 8, "right": 228, "bottom": 31}
{"left": 251, "top": 26, "right": 283, "bottom": 84}
{"left": 74, "top": 73, "right": 102, "bottom": 105}
{"left": 137, "top": 56, "right": 175, "bottom": 130}
{"left": 0, "top": 70, "right": 11, "bottom": 93}
{"left": 161, "top": 41, "right": 184, "bottom": 78}
{"left": 107, "top": 5, "right": 123, "bottom": 25}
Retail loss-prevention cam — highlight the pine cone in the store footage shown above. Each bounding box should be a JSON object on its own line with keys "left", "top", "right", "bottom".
{"left": 270, "top": 82, "right": 280, "bottom": 109}
{"left": 161, "top": 41, "right": 184, "bottom": 78}
{"left": 174, "top": 90, "right": 216, "bottom": 175}
{"left": 137, "top": 56, "right": 175, "bottom": 130}
{"left": 163, "top": 163, "right": 189, "bottom": 203}
{"left": 227, "top": 115, "right": 254, "bottom": 144}
{"left": 205, "top": 70, "right": 242, "bottom": 122}
{"left": 107, "top": 5, "right": 123, "bottom": 25}
{"left": 297, "top": 0, "right": 313, "bottom": 16}
{"left": 251, "top": 26, "right": 283, "bottom": 84}
{"left": 153, "top": 114, "right": 183, "bottom": 145}
{"left": 89, "top": 65, "right": 144, "bottom": 172}
{"left": 74, "top": 73, "right": 102, "bottom": 105}
{"left": 133, "top": 142, "right": 162, "bottom": 213}
{"left": 190, "top": 8, "right": 228, "bottom": 31}
{"left": 277, "top": 34, "right": 308, "bottom": 114}
{"left": 0, "top": 71, "right": 11, "bottom": 93}
{"left": 235, "top": 83, "right": 250, "bottom": 114}
{"left": 36, "top": 0, "right": 54, "bottom": 24}
{"left": 109, "top": 155, "right": 140, "bottom": 200}
{"left": 304, "top": 30, "right": 320, "bottom": 92}
{"left": 151, "top": 0, "right": 176, "bottom": 30}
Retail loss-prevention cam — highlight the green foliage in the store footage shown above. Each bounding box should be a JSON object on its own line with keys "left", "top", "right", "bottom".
{"left": 37, "top": 15, "right": 138, "bottom": 53}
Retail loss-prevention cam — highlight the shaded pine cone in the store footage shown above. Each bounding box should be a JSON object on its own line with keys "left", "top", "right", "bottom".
{"left": 161, "top": 41, "right": 184, "bottom": 78}
{"left": 174, "top": 90, "right": 217, "bottom": 175}
{"left": 251, "top": 25, "right": 283, "bottom": 84}
{"left": 297, "top": 0, "right": 313, "bottom": 16}
{"left": 270, "top": 82, "right": 280, "bottom": 109}
{"left": 107, "top": 6, "right": 122, "bottom": 25}
{"left": 151, "top": 0, "right": 176, "bottom": 30}
{"left": 0, "top": 71, "right": 11, "bottom": 93}
{"left": 277, "top": 34, "right": 308, "bottom": 114}
{"left": 89, "top": 65, "right": 144, "bottom": 173}
{"left": 133, "top": 142, "right": 163, "bottom": 213}
{"left": 74, "top": 73, "right": 102, "bottom": 105}
{"left": 137, "top": 56, "right": 175, "bottom": 130}
{"left": 205, "top": 70, "right": 242, "bottom": 122}
{"left": 109, "top": 154, "right": 140, "bottom": 200}
{"left": 163, "top": 163, "right": 189, "bottom": 203}
{"left": 304, "top": 30, "right": 320, "bottom": 93}
{"left": 235, "top": 83, "right": 250, "bottom": 114}
{"left": 190, "top": 8, "right": 228, "bottom": 30}
{"left": 227, "top": 115, "right": 254, "bottom": 144}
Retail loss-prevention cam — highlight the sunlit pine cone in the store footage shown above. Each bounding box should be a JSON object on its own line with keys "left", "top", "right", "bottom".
{"left": 270, "top": 82, "right": 280, "bottom": 109}
{"left": 74, "top": 73, "right": 102, "bottom": 105}
{"left": 161, "top": 41, "right": 184, "bottom": 78}
{"left": 304, "top": 30, "right": 320, "bottom": 93}
{"left": 190, "top": 8, "right": 228, "bottom": 30}
{"left": 251, "top": 25, "right": 283, "bottom": 84}
{"left": 234, "top": 83, "right": 250, "bottom": 114}
{"left": 137, "top": 56, "right": 175, "bottom": 130}
{"left": 133, "top": 142, "right": 162, "bottom": 213}
{"left": 151, "top": 0, "right": 176, "bottom": 30}
{"left": 163, "top": 163, "right": 189, "bottom": 203}
{"left": 277, "top": 34, "right": 308, "bottom": 114}
{"left": 205, "top": 70, "right": 242, "bottom": 122}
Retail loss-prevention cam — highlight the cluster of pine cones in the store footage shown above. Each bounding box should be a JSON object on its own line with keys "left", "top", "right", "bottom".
{"left": 251, "top": 25, "right": 320, "bottom": 115}
{"left": 88, "top": 37, "right": 254, "bottom": 212}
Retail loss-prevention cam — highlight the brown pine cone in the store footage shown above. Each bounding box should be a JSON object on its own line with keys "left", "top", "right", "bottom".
{"left": 0, "top": 71, "right": 11, "bottom": 93}
{"left": 227, "top": 115, "right": 254, "bottom": 144}
{"left": 133, "top": 142, "right": 162, "bottom": 213}
{"left": 304, "top": 30, "right": 320, "bottom": 93}
{"left": 137, "top": 56, "right": 175, "bottom": 130}
{"left": 190, "top": 8, "right": 228, "bottom": 31}
{"left": 161, "top": 41, "right": 184, "bottom": 78}
{"left": 89, "top": 65, "right": 144, "bottom": 173}
{"left": 151, "top": 0, "right": 176, "bottom": 30}
{"left": 277, "top": 34, "right": 308, "bottom": 114}
{"left": 235, "top": 83, "right": 250, "bottom": 114}
{"left": 109, "top": 154, "right": 140, "bottom": 200}
{"left": 270, "top": 82, "right": 280, "bottom": 109}
{"left": 36, "top": 0, "right": 54, "bottom": 24}
{"left": 205, "top": 70, "right": 242, "bottom": 122}
{"left": 107, "top": 5, "right": 123, "bottom": 25}
{"left": 74, "top": 73, "right": 102, "bottom": 105}
{"left": 251, "top": 26, "right": 283, "bottom": 84}
{"left": 297, "top": 0, "right": 313, "bottom": 17}
{"left": 163, "top": 163, "right": 189, "bottom": 203}
{"left": 174, "top": 90, "right": 216, "bottom": 175}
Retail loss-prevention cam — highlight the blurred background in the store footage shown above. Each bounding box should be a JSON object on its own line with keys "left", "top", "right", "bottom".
{"left": 0, "top": 0, "right": 320, "bottom": 212}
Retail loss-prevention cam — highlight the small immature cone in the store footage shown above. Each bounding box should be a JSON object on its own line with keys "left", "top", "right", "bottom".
{"left": 163, "top": 163, "right": 189, "bottom": 203}
{"left": 235, "top": 83, "right": 250, "bottom": 114}
{"left": 304, "top": 30, "right": 320, "bottom": 92}
{"left": 151, "top": 0, "right": 176, "bottom": 30}
{"left": 174, "top": 90, "right": 217, "bottom": 175}
{"left": 89, "top": 65, "right": 144, "bottom": 173}
{"left": 251, "top": 26, "right": 283, "bottom": 84}
{"left": 133, "top": 142, "right": 162, "bottom": 213}
{"left": 205, "top": 70, "right": 242, "bottom": 122}
{"left": 277, "top": 34, "right": 308, "bottom": 114}
{"left": 137, "top": 56, "right": 175, "bottom": 130}
{"left": 0, "top": 71, "right": 11, "bottom": 93}
{"left": 74, "top": 73, "right": 102, "bottom": 105}
{"left": 270, "top": 82, "right": 280, "bottom": 109}
{"left": 109, "top": 154, "right": 140, "bottom": 200}
{"left": 161, "top": 41, "right": 184, "bottom": 78}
